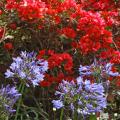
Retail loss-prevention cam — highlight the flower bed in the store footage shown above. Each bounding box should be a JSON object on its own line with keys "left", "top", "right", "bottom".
{"left": 0, "top": 0, "right": 120, "bottom": 119}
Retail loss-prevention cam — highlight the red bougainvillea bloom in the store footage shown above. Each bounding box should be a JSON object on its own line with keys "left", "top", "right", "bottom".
{"left": 0, "top": 27, "right": 4, "bottom": 39}
{"left": 9, "top": 23, "right": 17, "bottom": 30}
{"left": 59, "top": 27, "right": 76, "bottom": 39}
{"left": 100, "top": 10, "right": 118, "bottom": 26}
{"left": 37, "top": 49, "right": 55, "bottom": 59}
{"left": 37, "top": 50, "right": 73, "bottom": 71}
{"left": 37, "top": 50, "right": 74, "bottom": 87}
{"left": 40, "top": 80, "right": 51, "bottom": 87}
{"left": 48, "top": 53, "right": 73, "bottom": 71}
{"left": 5, "top": 0, "right": 18, "bottom": 10}
{"left": 57, "top": 0, "right": 77, "bottom": 13}
{"left": 100, "top": 48, "right": 114, "bottom": 59}
{"left": 80, "top": 0, "right": 119, "bottom": 11}
{"left": 68, "top": 9, "right": 115, "bottom": 54}
{"left": 100, "top": 49, "right": 120, "bottom": 64}
{"left": 4, "top": 43, "right": 13, "bottom": 50}
{"left": 40, "top": 71, "right": 74, "bottom": 87}
{"left": 0, "top": 10, "right": 2, "bottom": 15}
{"left": 17, "top": 0, "right": 47, "bottom": 21}
{"left": 54, "top": 16, "right": 61, "bottom": 24}
{"left": 110, "top": 51, "right": 120, "bottom": 64}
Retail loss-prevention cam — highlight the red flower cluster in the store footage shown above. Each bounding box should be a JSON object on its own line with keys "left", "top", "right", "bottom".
{"left": 40, "top": 72, "right": 74, "bottom": 87}
{"left": 48, "top": 53, "right": 73, "bottom": 71}
{"left": 0, "top": 27, "right": 4, "bottom": 39}
{"left": 57, "top": 0, "right": 77, "bottom": 13}
{"left": 37, "top": 50, "right": 73, "bottom": 71}
{"left": 9, "top": 23, "right": 17, "bottom": 30}
{"left": 18, "top": 0, "right": 47, "bottom": 21}
{"left": 46, "top": 0, "right": 76, "bottom": 13}
{"left": 100, "top": 49, "right": 120, "bottom": 64}
{"left": 110, "top": 51, "right": 120, "bottom": 64}
{"left": 6, "top": 0, "right": 47, "bottom": 21}
{"left": 4, "top": 42, "right": 13, "bottom": 50}
{"left": 74, "top": 10, "right": 113, "bottom": 53}
{"left": 58, "top": 27, "right": 76, "bottom": 39}
{"left": 80, "top": 0, "right": 119, "bottom": 10}
{"left": 0, "top": 10, "right": 2, "bottom": 15}
{"left": 5, "top": 0, "right": 18, "bottom": 10}
{"left": 37, "top": 50, "right": 74, "bottom": 87}
{"left": 100, "top": 10, "right": 118, "bottom": 26}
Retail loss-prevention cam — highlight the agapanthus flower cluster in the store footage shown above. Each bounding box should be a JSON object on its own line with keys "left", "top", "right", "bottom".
{"left": 79, "top": 61, "right": 119, "bottom": 79}
{"left": 5, "top": 51, "right": 48, "bottom": 87}
{"left": 0, "top": 85, "right": 21, "bottom": 118}
{"left": 52, "top": 77, "right": 107, "bottom": 116}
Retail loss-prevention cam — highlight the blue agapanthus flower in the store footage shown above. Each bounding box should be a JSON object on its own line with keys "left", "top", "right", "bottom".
{"left": 5, "top": 51, "right": 48, "bottom": 87}
{"left": 79, "top": 61, "right": 119, "bottom": 78}
{"left": 52, "top": 77, "right": 107, "bottom": 116}
{"left": 0, "top": 85, "right": 21, "bottom": 115}
{"left": 52, "top": 100, "right": 64, "bottom": 109}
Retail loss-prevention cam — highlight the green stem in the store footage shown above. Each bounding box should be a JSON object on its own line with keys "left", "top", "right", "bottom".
{"left": 60, "top": 108, "right": 64, "bottom": 120}
{"left": 14, "top": 83, "right": 25, "bottom": 120}
{"left": 18, "top": 83, "right": 22, "bottom": 92}
{"left": 54, "top": 111, "right": 56, "bottom": 120}
{"left": 73, "top": 111, "right": 78, "bottom": 120}
{"left": 6, "top": 116, "right": 8, "bottom": 120}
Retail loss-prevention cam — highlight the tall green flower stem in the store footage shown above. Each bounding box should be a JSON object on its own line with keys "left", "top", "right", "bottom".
{"left": 14, "top": 83, "right": 25, "bottom": 120}
{"left": 60, "top": 108, "right": 64, "bottom": 120}
{"left": 73, "top": 111, "right": 78, "bottom": 120}
{"left": 6, "top": 116, "right": 8, "bottom": 120}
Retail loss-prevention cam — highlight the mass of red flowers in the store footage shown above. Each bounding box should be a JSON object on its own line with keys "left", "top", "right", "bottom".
{"left": 0, "top": 0, "right": 120, "bottom": 87}
{"left": 37, "top": 50, "right": 74, "bottom": 87}
{"left": 0, "top": 1, "right": 120, "bottom": 120}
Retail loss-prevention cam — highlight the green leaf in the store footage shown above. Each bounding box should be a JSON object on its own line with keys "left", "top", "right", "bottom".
{"left": 89, "top": 115, "right": 97, "bottom": 120}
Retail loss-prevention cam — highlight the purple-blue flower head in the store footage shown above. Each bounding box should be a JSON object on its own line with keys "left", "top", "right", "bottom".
{"left": 52, "top": 77, "right": 107, "bottom": 116}
{"left": 52, "top": 100, "right": 64, "bottom": 109}
{"left": 0, "top": 85, "right": 21, "bottom": 115}
{"left": 79, "top": 61, "right": 119, "bottom": 79}
{"left": 5, "top": 51, "right": 48, "bottom": 87}
{"left": 104, "top": 63, "right": 119, "bottom": 77}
